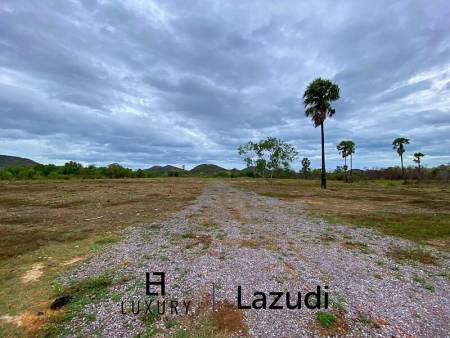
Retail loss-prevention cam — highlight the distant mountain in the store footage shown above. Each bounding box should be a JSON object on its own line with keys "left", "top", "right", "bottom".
{"left": 0, "top": 155, "right": 39, "bottom": 169}
{"left": 145, "top": 165, "right": 183, "bottom": 172}
{"left": 190, "top": 164, "right": 228, "bottom": 174}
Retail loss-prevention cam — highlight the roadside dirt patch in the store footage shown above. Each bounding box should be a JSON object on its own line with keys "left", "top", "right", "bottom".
{"left": 0, "top": 314, "right": 22, "bottom": 326}
{"left": 212, "top": 300, "right": 248, "bottom": 335}
{"left": 22, "top": 263, "right": 44, "bottom": 283}
{"left": 309, "top": 310, "right": 349, "bottom": 337}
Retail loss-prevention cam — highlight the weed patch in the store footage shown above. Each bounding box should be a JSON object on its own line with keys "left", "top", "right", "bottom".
{"left": 387, "top": 247, "right": 437, "bottom": 265}
{"left": 316, "top": 311, "right": 336, "bottom": 328}
{"left": 412, "top": 274, "right": 435, "bottom": 292}
{"left": 44, "top": 273, "right": 113, "bottom": 336}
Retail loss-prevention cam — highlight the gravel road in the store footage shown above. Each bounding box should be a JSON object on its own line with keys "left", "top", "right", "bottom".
{"left": 59, "top": 182, "right": 450, "bottom": 337}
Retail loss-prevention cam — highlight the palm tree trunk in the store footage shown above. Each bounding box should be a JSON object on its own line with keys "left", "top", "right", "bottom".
{"left": 401, "top": 154, "right": 405, "bottom": 181}
{"left": 320, "top": 122, "right": 327, "bottom": 189}
{"left": 418, "top": 161, "right": 421, "bottom": 181}
{"left": 344, "top": 156, "right": 347, "bottom": 182}
{"left": 350, "top": 154, "right": 353, "bottom": 182}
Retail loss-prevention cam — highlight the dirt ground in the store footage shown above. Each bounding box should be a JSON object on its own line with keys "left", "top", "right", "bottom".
{"left": 0, "top": 178, "right": 205, "bottom": 337}
{"left": 39, "top": 181, "right": 450, "bottom": 336}
{"left": 1, "top": 178, "right": 449, "bottom": 337}
{"left": 0, "top": 178, "right": 205, "bottom": 260}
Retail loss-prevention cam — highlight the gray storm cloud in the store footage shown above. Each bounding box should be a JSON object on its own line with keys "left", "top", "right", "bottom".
{"left": 0, "top": 0, "right": 449, "bottom": 169}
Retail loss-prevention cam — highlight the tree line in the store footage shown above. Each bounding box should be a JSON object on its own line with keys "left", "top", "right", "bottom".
{"left": 0, "top": 159, "right": 447, "bottom": 181}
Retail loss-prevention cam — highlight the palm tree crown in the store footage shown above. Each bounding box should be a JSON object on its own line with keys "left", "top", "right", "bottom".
{"left": 413, "top": 152, "right": 424, "bottom": 162}
{"left": 392, "top": 137, "right": 410, "bottom": 156}
{"left": 346, "top": 141, "right": 355, "bottom": 156}
{"left": 303, "top": 78, "right": 340, "bottom": 127}
{"left": 337, "top": 140, "right": 353, "bottom": 158}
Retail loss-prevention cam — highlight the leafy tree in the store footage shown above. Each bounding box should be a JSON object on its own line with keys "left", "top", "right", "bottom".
{"left": 239, "top": 137, "right": 298, "bottom": 178}
{"left": 239, "top": 141, "right": 265, "bottom": 177}
{"left": 413, "top": 152, "right": 425, "bottom": 180}
{"left": 336, "top": 140, "right": 355, "bottom": 182}
{"left": 263, "top": 137, "right": 298, "bottom": 179}
{"left": 61, "top": 161, "right": 83, "bottom": 175}
{"left": 301, "top": 157, "right": 311, "bottom": 178}
{"left": 106, "top": 163, "right": 129, "bottom": 178}
{"left": 392, "top": 137, "right": 410, "bottom": 181}
{"left": 303, "top": 78, "right": 340, "bottom": 189}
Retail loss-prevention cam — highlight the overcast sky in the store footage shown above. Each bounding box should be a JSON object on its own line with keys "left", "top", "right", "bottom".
{"left": 1, "top": 0, "right": 449, "bottom": 170}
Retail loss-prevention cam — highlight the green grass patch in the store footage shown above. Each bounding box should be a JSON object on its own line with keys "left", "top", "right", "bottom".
{"left": 93, "top": 234, "right": 119, "bottom": 247}
{"left": 316, "top": 311, "right": 337, "bottom": 328}
{"left": 181, "top": 230, "right": 195, "bottom": 239}
{"left": 325, "top": 212, "right": 450, "bottom": 245}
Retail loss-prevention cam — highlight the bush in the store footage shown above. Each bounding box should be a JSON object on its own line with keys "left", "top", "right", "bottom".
{"left": 0, "top": 170, "right": 13, "bottom": 180}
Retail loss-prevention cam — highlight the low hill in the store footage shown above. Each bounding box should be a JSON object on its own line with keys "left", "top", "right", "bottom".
{"left": 145, "top": 165, "right": 183, "bottom": 172}
{"left": 190, "top": 164, "right": 228, "bottom": 174}
{"left": 0, "top": 155, "right": 39, "bottom": 169}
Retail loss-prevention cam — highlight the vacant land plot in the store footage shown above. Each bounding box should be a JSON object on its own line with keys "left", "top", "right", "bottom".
{"left": 35, "top": 181, "right": 450, "bottom": 337}
{"left": 0, "top": 178, "right": 204, "bottom": 336}
{"left": 233, "top": 179, "right": 450, "bottom": 248}
{"left": 1, "top": 178, "right": 449, "bottom": 337}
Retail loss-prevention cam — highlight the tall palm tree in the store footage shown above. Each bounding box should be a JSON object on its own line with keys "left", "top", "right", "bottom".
{"left": 303, "top": 78, "right": 340, "bottom": 189}
{"left": 392, "top": 137, "right": 410, "bottom": 181}
{"left": 413, "top": 152, "right": 424, "bottom": 180}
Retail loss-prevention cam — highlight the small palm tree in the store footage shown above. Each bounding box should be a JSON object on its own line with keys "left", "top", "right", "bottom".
{"left": 303, "top": 78, "right": 340, "bottom": 189}
{"left": 301, "top": 157, "right": 311, "bottom": 179}
{"left": 337, "top": 141, "right": 350, "bottom": 182}
{"left": 336, "top": 140, "right": 355, "bottom": 182}
{"left": 413, "top": 152, "right": 424, "bottom": 180}
{"left": 392, "top": 137, "right": 410, "bottom": 181}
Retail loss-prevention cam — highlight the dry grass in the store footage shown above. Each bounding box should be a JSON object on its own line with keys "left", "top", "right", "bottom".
{"left": 174, "top": 296, "right": 247, "bottom": 338}
{"left": 386, "top": 247, "right": 437, "bottom": 265}
{"left": 233, "top": 179, "right": 450, "bottom": 248}
{"left": 239, "top": 238, "right": 277, "bottom": 251}
{"left": 0, "top": 178, "right": 204, "bottom": 260}
{"left": 0, "top": 178, "right": 204, "bottom": 337}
